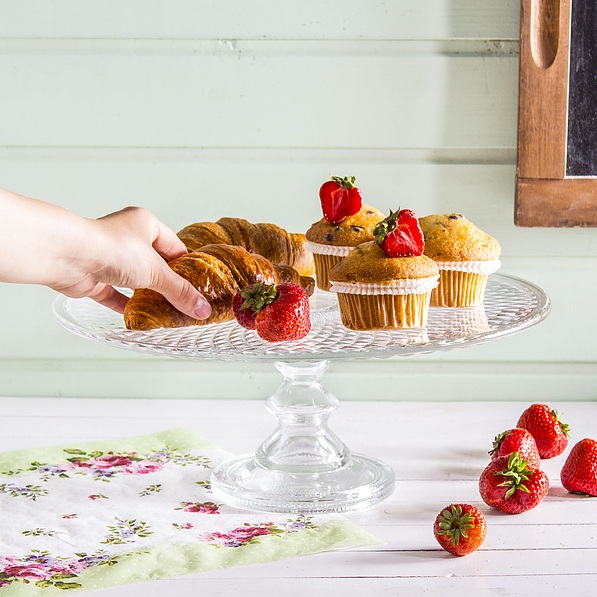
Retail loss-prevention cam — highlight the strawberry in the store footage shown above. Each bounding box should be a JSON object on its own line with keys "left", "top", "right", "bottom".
{"left": 560, "top": 438, "right": 597, "bottom": 496}
{"left": 236, "top": 282, "right": 311, "bottom": 342}
{"left": 373, "top": 209, "right": 425, "bottom": 257}
{"left": 517, "top": 403, "right": 570, "bottom": 459}
{"left": 433, "top": 503, "right": 487, "bottom": 556}
{"left": 319, "top": 175, "right": 363, "bottom": 224}
{"left": 479, "top": 452, "right": 549, "bottom": 514}
{"left": 489, "top": 428, "right": 541, "bottom": 469}
{"left": 232, "top": 283, "right": 277, "bottom": 330}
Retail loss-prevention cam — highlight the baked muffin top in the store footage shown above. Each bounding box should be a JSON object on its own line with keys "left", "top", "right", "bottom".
{"left": 329, "top": 241, "right": 439, "bottom": 284}
{"left": 306, "top": 204, "right": 385, "bottom": 246}
{"left": 418, "top": 213, "right": 501, "bottom": 262}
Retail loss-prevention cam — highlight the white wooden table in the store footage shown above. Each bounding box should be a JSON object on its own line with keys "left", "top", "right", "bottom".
{"left": 2, "top": 397, "right": 596, "bottom": 596}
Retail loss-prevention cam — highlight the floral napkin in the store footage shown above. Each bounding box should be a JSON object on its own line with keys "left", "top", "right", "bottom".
{"left": 0, "top": 429, "right": 380, "bottom": 595}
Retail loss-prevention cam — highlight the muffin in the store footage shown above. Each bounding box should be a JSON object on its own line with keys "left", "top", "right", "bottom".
{"left": 329, "top": 241, "right": 439, "bottom": 330}
{"left": 305, "top": 205, "right": 385, "bottom": 291}
{"left": 418, "top": 213, "right": 501, "bottom": 307}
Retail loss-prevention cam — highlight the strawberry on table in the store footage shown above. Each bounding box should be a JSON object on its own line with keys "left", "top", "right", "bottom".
{"left": 517, "top": 403, "right": 570, "bottom": 459}
{"left": 560, "top": 438, "right": 597, "bottom": 496}
{"left": 489, "top": 427, "right": 541, "bottom": 469}
{"left": 234, "top": 281, "right": 311, "bottom": 342}
{"left": 319, "top": 175, "right": 363, "bottom": 224}
{"left": 433, "top": 503, "right": 487, "bottom": 556}
{"left": 373, "top": 209, "right": 425, "bottom": 257}
{"left": 479, "top": 451, "right": 549, "bottom": 514}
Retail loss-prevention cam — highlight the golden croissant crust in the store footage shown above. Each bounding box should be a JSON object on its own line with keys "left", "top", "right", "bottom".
{"left": 123, "top": 244, "right": 315, "bottom": 331}
{"left": 177, "top": 217, "right": 315, "bottom": 277}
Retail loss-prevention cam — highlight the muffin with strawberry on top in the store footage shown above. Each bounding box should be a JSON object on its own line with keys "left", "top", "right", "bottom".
{"left": 329, "top": 209, "right": 439, "bottom": 329}
{"left": 418, "top": 213, "right": 501, "bottom": 307}
{"left": 305, "top": 175, "right": 384, "bottom": 291}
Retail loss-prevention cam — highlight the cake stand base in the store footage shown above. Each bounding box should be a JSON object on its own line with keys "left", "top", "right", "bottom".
{"left": 211, "top": 452, "right": 394, "bottom": 514}
{"left": 210, "top": 360, "right": 395, "bottom": 514}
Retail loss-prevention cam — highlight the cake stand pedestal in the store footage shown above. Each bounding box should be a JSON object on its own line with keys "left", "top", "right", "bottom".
{"left": 210, "top": 359, "right": 394, "bottom": 513}
{"left": 54, "top": 273, "right": 550, "bottom": 514}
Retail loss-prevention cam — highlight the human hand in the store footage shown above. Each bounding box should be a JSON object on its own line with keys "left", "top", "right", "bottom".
{"left": 50, "top": 206, "right": 212, "bottom": 319}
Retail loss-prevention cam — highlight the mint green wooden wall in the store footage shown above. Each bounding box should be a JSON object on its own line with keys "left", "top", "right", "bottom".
{"left": 0, "top": 1, "right": 595, "bottom": 401}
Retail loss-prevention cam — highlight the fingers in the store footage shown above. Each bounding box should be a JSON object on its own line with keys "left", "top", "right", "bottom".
{"left": 152, "top": 219, "right": 189, "bottom": 262}
{"left": 150, "top": 262, "right": 212, "bottom": 320}
{"left": 149, "top": 218, "right": 212, "bottom": 320}
{"left": 92, "top": 206, "right": 212, "bottom": 321}
{"left": 87, "top": 284, "right": 130, "bottom": 314}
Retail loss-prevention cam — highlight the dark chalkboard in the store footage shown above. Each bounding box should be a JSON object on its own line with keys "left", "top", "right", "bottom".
{"left": 566, "top": 0, "right": 597, "bottom": 177}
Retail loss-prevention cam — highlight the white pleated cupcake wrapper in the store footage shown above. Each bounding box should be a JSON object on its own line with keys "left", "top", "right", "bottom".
{"left": 435, "top": 259, "right": 501, "bottom": 275}
{"left": 330, "top": 276, "right": 439, "bottom": 296}
{"left": 304, "top": 241, "right": 355, "bottom": 257}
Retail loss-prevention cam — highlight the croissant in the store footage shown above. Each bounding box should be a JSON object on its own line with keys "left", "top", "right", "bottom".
{"left": 177, "top": 217, "right": 315, "bottom": 277}
{"left": 123, "top": 244, "right": 315, "bottom": 331}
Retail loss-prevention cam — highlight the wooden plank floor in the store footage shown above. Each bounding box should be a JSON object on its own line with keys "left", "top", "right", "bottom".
{"left": 2, "top": 398, "right": 596, "bottom": 596}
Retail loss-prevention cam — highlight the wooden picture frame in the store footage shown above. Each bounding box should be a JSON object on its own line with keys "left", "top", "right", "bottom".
{"left": 515, "top": 0, "right": 597, "bottom": 227}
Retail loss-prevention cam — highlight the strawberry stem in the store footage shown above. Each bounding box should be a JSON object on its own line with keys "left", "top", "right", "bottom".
{"left": 493, "top": 452, "right": 535, "bottom": 498}
{"left": 551, "top": 409, "right": 570, "bottom": 436}
{"left": 330, "top": 175, "right": 357, "bottom": 189}
{"left": 436, "top": 505, "right": 474, "bottom": 545}
{"left": 240, "top": 282, "right": 277, "bottom": 314}
{"left": 373, "top": 209, "right": 400, "bottom": 244}
{"left": 489, "top": 430, "right": 508, "bottom": 456}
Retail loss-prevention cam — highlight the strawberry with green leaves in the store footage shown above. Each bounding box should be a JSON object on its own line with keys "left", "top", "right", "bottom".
{"left": 479, "top": 451, "right": 549, "bottom": 514}
{"left": 560, "top": 438, "right": 597, "bottom": 496}
{"left": 319, "top": 175, "right": 363, "bottom": 224}
{"left": 233, "top": 281, "right": 311, "bottom": 342}
{"left": 433, "top": 503, "right": 487, "bottom": 556}
{"left": 489, "top": 427, "right": 541, "bottom": 469}
{"left": 517, "top": 403, "right": 570, "bottom": 459}
{"left": 373, "top": 209, "right": 425, "bottom": 257}
{"left": 232, "top": 283, "right": 277, "bottom": 330}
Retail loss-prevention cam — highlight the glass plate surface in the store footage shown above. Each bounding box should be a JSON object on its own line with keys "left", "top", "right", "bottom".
{"left": 53, "top": 273, "right": 550, "bottom": 362}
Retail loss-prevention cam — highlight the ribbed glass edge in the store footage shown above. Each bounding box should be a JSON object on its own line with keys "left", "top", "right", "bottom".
{"left": 52, "top": 273, "right": 551, "bottom": 363}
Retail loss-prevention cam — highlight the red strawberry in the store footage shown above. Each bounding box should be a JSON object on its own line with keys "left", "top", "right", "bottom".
{"left": 433, "top": 503, "right": 487, "bottom": 556}
{"left": 489, "top": 428, "right": 541, "bottom": 469}
{"left": 560, "top": 438, "right": 597, "bottom": 496}
{"left": 237, "top": 282, "right": 311, "bottom": 342}
{"left": 319, "top": 175, "right": 363, "bottom": 224}
{"left": 232, "top": 283, "right": 277, "bottom": 330}
{"left": 479, "top": 452, "right": 549, "bottom": 514}
{"left": 373, "top": 209, "right": 425, "bottom": 257}
{"left": 517, "top": 403, "right": 570, "bottom": 459}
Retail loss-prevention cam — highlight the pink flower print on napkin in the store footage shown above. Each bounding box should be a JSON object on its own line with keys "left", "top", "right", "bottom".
{"left": 178, "top": 501, "right": 220, "bottom": 514}
{"left": 2, "top": 562, "right": 53, "bottom": 581}
{"left": 172, "top": 522, "right": 194, "bottom": 530}
{"left": 92, "top": 455, "right": 134, "bottom": 469}
{"left": 67, "top": 453, "right": 164, "bottom": 480}
{"left": 199, "top": 523, "right": 276, "bottom": 548}
{"left": 124, "top": 460, "right": 164, "bottom": 475}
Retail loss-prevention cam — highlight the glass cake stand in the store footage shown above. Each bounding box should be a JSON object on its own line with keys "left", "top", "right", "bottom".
{"left": 53, "top": 273, "right": 550, "bottom": 514}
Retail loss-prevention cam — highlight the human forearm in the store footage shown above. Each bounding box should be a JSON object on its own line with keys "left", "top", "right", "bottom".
{"left": 0, "top": 187, "right": 211, "bottom": 319}
{"left": 0, "top": 187, "right": 95, "bottom": 285}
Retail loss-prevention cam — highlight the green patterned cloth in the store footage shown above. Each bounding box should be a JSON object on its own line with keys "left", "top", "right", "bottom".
{"left": 0, "top": 429, "right": 380, "bottom": 594}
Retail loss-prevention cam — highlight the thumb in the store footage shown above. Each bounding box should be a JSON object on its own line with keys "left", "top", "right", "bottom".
{"left": 150, "top": 264, "right": 212, "bottom": 321}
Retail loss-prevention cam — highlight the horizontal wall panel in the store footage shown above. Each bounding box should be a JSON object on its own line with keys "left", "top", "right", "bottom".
{"left": 0, "top": 38, "right": 520, "bottom": 57}
{"left": 0, "top": 358, "right": 596, "bottom": 401}
{"left": 0, "top": 1, "right": 520, "bottom": 41}
{"left": 0, "top": 52, "right": 518, "bottom": 149}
